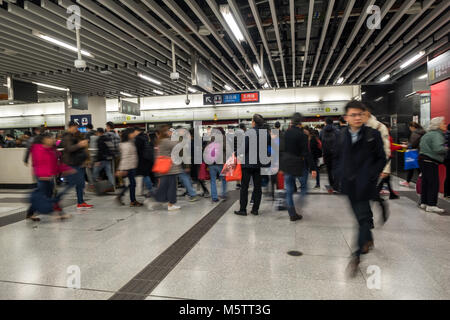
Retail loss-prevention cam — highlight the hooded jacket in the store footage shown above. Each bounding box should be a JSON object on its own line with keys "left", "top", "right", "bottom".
{"left": 366, "top": 114, "right": 391, "bottom": 173}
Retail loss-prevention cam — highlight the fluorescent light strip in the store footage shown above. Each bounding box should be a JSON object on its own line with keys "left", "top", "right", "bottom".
{"left": 138, "top": 73, "right": 162, "bottom": 85}
{"left": 37, "top": 34, "right": 93, "bottom": 58}
{"left": 220, "top": 5, "right": 245, "bottom": 42}
{"left": 379, "top": 74, "right": 390, "bottom": 82}
{"left": 374, "top": 96, "right": 383, "bottom": 102}
{"left": 32, "top": 82, "right": 69, "bottom": 91}
{"left": 336, "top": 77, "right": 344, "bottom": 85}
{"left": 263, "top": 82, "right": 269, "bottom": 89}
{"left": 418, "top": 74, "right": 427, "bottom": 80}
{"left": 224, "top": 84, "right": 232, "bottom": 91}
{"left": 400, "top": 51, "right": 425, "bottom": 69}
{"left": 120, "top": 91, "right": 134, "bottom": 97}
{"left": 37, "top": 91, "right": 45, "bottom": 94}
{"left": 188, "top": 87, "right": 197, "bottom": 93}
{"left": 153, "top": 90, "right": 164, "bottom": 95}
{"left": 253, "top": 64, "right": 262, "bottom": 78}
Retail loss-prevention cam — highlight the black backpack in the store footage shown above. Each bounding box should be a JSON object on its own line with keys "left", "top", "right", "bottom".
{"left": 322, "top": 129, "right": 338, "bottom": 155}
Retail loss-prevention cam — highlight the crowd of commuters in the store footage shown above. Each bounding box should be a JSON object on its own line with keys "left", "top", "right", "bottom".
{"left": 14, "top": 100, "right": 448, "bottom": 274}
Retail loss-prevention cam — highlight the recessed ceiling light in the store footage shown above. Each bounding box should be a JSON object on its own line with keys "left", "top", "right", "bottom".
{"left": 120, "top": 92, "right": 134, "bottom": 97}
{"left": 379, "top": 74, "right": 390, "bottom": 82}
{"left": 220, "top": 5, "right": 245, "bottom": 42}
{"left": 253, "top": 64, "right": 262, "bottom": 78}
{"left": 224, "top": 84, "right": 232, "bottom": 91}
{"left": 418, "top": 74, "right": 427, "bottom": 80}
{"left": 32, "top": 82, "right": 69, "bottom": 91}
{"left": 138, "top": 73, "right": 162, "bottom": 85}
{"left": 188, "top": 87, "right": 197, "bottom": 93}
{"left": 336, "top": 77, "right": 344, "bottom": 85}
{"left": 400, "top": 51, "right": 425, "bottom": 69}
{"left": 34, "top": 32, "right": 93, "bottom": 58}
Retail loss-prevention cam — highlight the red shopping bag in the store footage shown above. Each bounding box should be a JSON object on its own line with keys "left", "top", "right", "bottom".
{"left": 416, "top": 175, "right": 422, "bottom": 195}
{"left": 221, "top": 154, "right": 242, "bottom": 182}
{"left": 198, "top": 163, "right": 210, "bottom": 181}
{"left": 277, "top": 172, "right": 285, "bottom": 190}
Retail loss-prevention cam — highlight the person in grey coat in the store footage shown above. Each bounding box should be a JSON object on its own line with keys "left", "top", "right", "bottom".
{"left": 116, "top": 127, "right": 142, "bottom": 207}
{"left": 151, "top": 125, "right": 183, "bottom": 211}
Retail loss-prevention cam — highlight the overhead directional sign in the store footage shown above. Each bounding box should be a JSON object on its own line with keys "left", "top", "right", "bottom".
{"left": 119, "top": 100, "right": 141, "bottom": 116}
{"left": 203, "top": 91, "right": 260, "bottom": 105}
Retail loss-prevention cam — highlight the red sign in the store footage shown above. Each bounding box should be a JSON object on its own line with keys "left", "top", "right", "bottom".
{"left": 241, "top": 92, "right": 259, "bottom": 103}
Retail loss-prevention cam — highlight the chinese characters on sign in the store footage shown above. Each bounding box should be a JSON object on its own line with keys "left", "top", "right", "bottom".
{"left": 203, "top": 92, "right": 260, "bottom": 105}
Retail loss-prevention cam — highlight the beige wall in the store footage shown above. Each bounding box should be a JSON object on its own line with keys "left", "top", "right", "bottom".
{"left": 0, "top": 148, "right": 35, "bottom": 185}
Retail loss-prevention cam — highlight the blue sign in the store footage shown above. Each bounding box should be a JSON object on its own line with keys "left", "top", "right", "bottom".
{"left": 222, "top": 93, "right": 241, "bottom": 104}
{"left": 70, "top": 114, "right": 92, "bottom": 127}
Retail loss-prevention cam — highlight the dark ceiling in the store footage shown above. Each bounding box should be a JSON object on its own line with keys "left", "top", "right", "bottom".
{"left": 0, "top": 0, "right": 448, "bottom": 102}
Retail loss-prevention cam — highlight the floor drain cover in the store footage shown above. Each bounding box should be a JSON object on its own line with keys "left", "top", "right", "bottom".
{"left": 287, "top": 251, "right": 303, "bottom": 256}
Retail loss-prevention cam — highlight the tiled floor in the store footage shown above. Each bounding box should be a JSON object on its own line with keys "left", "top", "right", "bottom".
{"left": 0, "top": 176, "right": 449, "bottom": 300}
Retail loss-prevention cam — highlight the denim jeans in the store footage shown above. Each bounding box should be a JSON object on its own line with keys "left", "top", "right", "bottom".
{"left": 143, "top": 176, "right": 153, "bottom": 191}
{"left": 349, "top": 198, "right": 373, "bottom": 257}
{"left": 29, "top": 179, "right": 55, "bottom": 215}
{"left": 93, "top": 160, "right": 115, "bottom": 186}
{"left": 119, "top": 169, "right": 137, "bottom": 202}
{"left": 285, "top": 167, "right": 309, "bottom": 211}
{"left": 61, "top": 166, "right": 85, "bottom": 204}
{"left": 209, "top": 164, "right": 227, "bottom": 201}
{"left": 178, "top": 172, "right": 197, "bottom": 197}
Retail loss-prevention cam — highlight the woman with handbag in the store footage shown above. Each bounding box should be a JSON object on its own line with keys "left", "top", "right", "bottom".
{"left": 400, "top": 122, "right": 425, "bottom": 187}
{"left": 152, "top": 125, "right": 183, "bottom": 211}
{"left": 116, "top": 127, "right": 143, "bottom": 207}
{"left": 204, "top": 127, "right": 227, "bottom": 203}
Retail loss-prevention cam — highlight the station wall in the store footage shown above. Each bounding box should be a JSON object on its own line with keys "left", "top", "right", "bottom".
{"left": 0, "top": 86, "right": 360, "bottom": 128}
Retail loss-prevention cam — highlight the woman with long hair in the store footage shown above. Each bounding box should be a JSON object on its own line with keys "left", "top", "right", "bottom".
{"left": 151, "top": 125, "right": 183, "bottom": 211}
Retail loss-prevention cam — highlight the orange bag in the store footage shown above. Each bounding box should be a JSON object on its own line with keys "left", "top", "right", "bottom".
{"left": 225, "top": 163, "right": 242, "bottom": 182}
{"left": 221, "top": 154, "right": 242, "bottom": 182}
{"left": 152, "top": 156, "right": 172, "bottom": 174}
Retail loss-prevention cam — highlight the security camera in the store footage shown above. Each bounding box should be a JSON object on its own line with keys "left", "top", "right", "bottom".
{"left": 185, "top": 98, "right": 191, "bottom": 105}
{"left": 170, "top": 72, "right": 180, "bottom": 81}
{"left": 75, "top": 59, "right": 87, "bottom": 72}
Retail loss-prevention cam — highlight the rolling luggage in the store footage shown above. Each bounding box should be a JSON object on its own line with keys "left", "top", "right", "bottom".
{"left": 94, "top": 180, "right": 114, "bottom": 195}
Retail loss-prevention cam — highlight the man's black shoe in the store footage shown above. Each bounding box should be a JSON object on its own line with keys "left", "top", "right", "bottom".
{"left": 251, "top": 210, "right": 259, "bottom": 216}
{"left": 290, "top": 214, "right": 303, "bottom": 221}
{"left": 234, "top": 210, "right": 247, "bottom": 216}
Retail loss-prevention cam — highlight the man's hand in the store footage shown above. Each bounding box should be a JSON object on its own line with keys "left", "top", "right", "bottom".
{"left": 311, "top": 170, "right": 317, "bottom": 178}
{"left": 380, "top": 172, "right": 389, "bottom": 179}
{"left": 78, "top": 140, "right": 88, "bottom": 148}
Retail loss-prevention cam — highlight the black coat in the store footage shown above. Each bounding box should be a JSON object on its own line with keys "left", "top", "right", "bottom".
{"left": 280, "top": 126, "right": 316, "bottom": 175}
{"left": 241, "top": 126, "right": 271, "bottom": 169}
{"left": 96, "top": 135, "right": 113, "bottom": 162}
{"left": 335, "top": 125, "right": 387, "bottom": 201}
{"left": 135, "top": 132, "right": 154, "bottom": 176}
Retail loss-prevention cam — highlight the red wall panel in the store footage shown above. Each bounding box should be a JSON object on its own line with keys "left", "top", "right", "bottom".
{"left": 430, "top": 79, "right": 449, "bottom": 193}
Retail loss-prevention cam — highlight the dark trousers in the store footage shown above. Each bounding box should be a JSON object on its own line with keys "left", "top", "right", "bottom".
{"left": 445, "top": 159, "right": 450, "bottom": 197}
{"left": 119, "top": 169, "right": 137, "bottom": 202}
{"left": 28, "top": 180, "right": 55, "bottom": 216}
{"left": 419, "top": 157, "right": 440, "bottom": 206}
{"left": 349, "top": 198, "right": 374, "bottom": 257}
{"left": 324, "top": 155, "right": 335, "bottom": 189}
{"left": 406, "top": 168, "right": 421, "bottom": 183}
{"left": 377, "top": 175, "right": 394, "bottom": 195}
{"left": 154, "top": 175, "right": 177, "bottom": 204}
{"left": 62, "top": 166, "right": 85, "bottom": 204}
{"left": 240, "top": 168, "right": 262, "bottom": 212}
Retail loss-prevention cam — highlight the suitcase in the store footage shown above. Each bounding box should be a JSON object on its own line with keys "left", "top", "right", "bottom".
{"left": 94, "top": 180, "right": 114, "bottom": 195}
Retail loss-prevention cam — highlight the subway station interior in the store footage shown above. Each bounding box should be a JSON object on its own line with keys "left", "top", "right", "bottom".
{"left": 0, "top": 0, "right": 449, "bottom": 302}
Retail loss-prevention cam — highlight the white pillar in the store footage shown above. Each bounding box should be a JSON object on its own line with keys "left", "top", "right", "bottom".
{"left": 64, "top": 95, "right": 107, "bottom": 129}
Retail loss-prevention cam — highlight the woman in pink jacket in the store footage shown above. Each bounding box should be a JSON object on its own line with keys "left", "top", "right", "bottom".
{"left": 27, "top": 133, "right": 74, "bottom": 221}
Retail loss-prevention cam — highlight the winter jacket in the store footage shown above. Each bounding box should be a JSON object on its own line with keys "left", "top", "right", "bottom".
{"left": 366, "top": 114, "right": 391, "bottom": 174}
{"left": 118, "top": 140, "right": 138, "bottom": 171}
{"left": 105, "top": 131, "right": 121, "bottom": 157}
{"left": 335, "top": 125, "right": 387, "bottom": 202}
{"left": 31, "top": 144, "right": 72, "bottom": 178}
{"left": 419, "top": 129, "right": 447, "bottom": 164}
{"left": 157, "top": 138, "right": 183, "bottom": 176}
{"left": 96, "top": 135, "right": 113, "bottom": 162}
{"left": 409, "top": 128, "right": 426, "bottom": 149}
{"left": 320, "top": 124, "right": 340, "bottom": 157}
{"left": 135, "top": 132, "right": 154, "bottom": 176}
{"left": 62, "top": 132, "right": 88, "bottom": 167}
{"left": 281, "top": 126, "right": 316, "bottom": 176}
{"left": 241, "top": 125, "right": 271, "bottom": 169}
